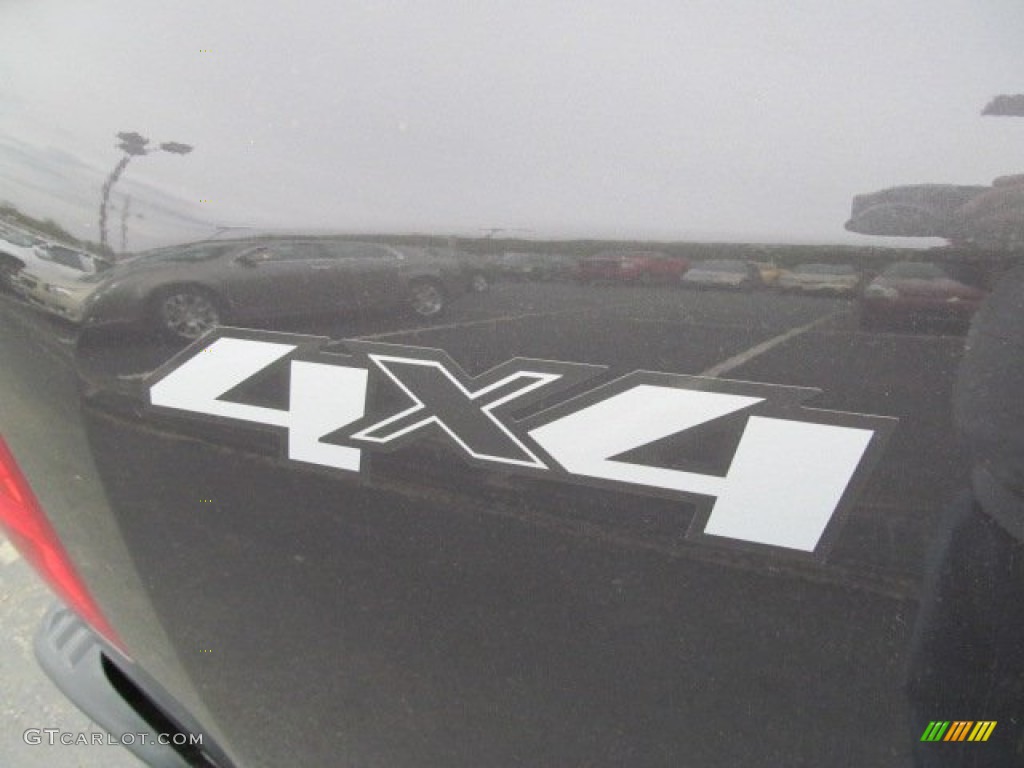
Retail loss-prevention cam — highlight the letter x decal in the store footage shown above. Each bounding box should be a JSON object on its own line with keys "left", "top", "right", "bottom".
{"left": 350, "top": 354, "right": 578, "bottom": 468}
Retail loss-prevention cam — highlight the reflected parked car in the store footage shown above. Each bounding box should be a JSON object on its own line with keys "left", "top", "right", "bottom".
{"left": 497, "top": 251, "right": 575, "bottom": 282}
{"left": 680, "top": 259, "right": 762, "bottom": 290}
{"left": 575, "top": 251, "right": 689, "bottom": 284}
{"left": 80, "top": 239, "right": 469, "bottom": 340}
{"left": 776, "top": 262, "right": 860, "bottom": 295}
{"left": 416, "top": 246, "right": 496, "bottom": 293}
{"left": 751, "top": 260, "right": 781, "bottom": 286}
{"left": 0, "top": 228, "right": 43, "bottom": 290}
{"left": 859, "top": 261, "right": 987, "bottom": 330}
{"left": 10, "top": 243, "right": 111, "bottom": 320}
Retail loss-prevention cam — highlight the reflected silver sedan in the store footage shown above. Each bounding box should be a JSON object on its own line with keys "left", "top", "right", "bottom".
{"left": 79, "top": 239, "right": 469, "bottom": 340}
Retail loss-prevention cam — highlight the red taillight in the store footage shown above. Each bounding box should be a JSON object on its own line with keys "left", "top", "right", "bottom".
{"left": 0, "top": 436, "right": 126, "bottom": 654}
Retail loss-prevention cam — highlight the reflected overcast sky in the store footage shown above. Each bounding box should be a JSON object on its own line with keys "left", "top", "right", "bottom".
{"left": 1, "top": 0, "right": 1022, "bottom": 248}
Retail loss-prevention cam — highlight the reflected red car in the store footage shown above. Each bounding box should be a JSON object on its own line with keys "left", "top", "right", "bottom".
{"left": 575, "top": 250, "right": 689, "bottom": 284}
{"left": 859, "top": 261, "right": 987, "bottom": 329}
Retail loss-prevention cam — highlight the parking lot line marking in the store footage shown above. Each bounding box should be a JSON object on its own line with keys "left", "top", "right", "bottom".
{"left": 0, "top": 539, "right": 21, "bottom": 565}
{"left": 353, "top": 305, "right": 634, "bottom": 341}
{"left": 699, "top": 312, "right": 840, "bottom": 379}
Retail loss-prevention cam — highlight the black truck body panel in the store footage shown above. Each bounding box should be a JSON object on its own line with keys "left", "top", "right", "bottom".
{"left": 1, "top": 4, "right": 1022, "bottom": 766}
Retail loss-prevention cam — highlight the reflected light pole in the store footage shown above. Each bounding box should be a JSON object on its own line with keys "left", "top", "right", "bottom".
{"left": 119, "top": 196, "right": 146, "bottom": 254}
{"left": 99, "top": 131, "right": 192, "bottom": 255}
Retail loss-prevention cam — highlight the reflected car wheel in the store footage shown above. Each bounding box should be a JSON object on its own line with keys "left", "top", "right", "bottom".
{"left": 408, "top": 279, "right": 445, "bottom": 318}
{"left": 156, "top": 288, "right": 222, "bottom": 340}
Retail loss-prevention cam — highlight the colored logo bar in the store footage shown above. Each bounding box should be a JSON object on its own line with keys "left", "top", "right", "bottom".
{"left": 920, "top": 721, "right": 997, "bottom": 742}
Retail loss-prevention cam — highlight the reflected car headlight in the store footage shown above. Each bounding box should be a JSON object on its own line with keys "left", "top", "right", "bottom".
{"left": 78, "top": 280, "right": 123, "bottom": 318}
{"left": 83, "top": 278, "right": 124, "bottom": 303}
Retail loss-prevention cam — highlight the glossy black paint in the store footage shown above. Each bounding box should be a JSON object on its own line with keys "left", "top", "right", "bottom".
{"left": 1, "top": 4, "right": 1022, "bottom": 767}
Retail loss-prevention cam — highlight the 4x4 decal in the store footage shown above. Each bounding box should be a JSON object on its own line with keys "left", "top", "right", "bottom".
{"left": 147, "top": 329, "right": 894, "bottom": 554}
